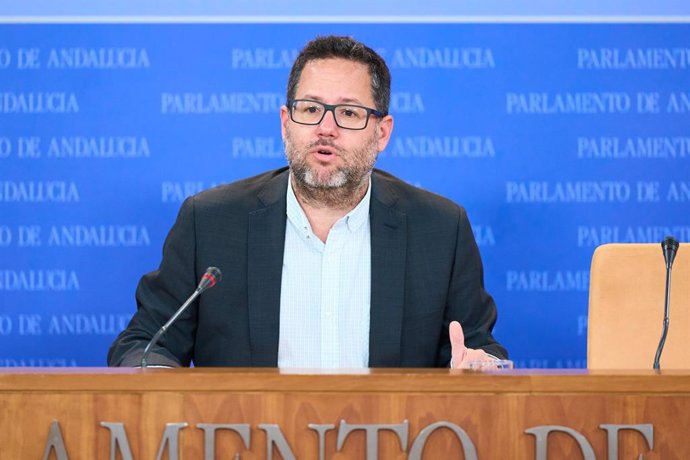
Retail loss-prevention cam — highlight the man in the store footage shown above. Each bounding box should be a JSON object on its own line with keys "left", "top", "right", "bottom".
{"left": 108, "top": 35, "right": 507, "bottom": 368}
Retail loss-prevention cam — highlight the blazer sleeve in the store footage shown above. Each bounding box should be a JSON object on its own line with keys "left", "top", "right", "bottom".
{"left": 437, "top": 207, "right": 508, "bottom": 365}
{"left": 107, "top": 196, "right": 201, "bottom": 367}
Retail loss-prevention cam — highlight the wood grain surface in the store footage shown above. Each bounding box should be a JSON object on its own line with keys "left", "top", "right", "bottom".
{"left": 1, "top": 368, "right": 689, "bottom": 459}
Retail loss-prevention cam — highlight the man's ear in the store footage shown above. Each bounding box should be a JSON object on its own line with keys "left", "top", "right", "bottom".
{"left": 280, "top": 105, "right": 290, "bottom": 140}
{"left": 376, "top": 115, "right": 394, "bottom": 152}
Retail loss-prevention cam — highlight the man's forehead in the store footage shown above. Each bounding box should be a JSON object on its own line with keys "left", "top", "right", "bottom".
{"left": 296, "top": 58, "right": 373, "bottom": 103}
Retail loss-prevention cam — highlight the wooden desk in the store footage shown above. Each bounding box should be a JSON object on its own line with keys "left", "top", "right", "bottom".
{"left": 1, "top": 368, "right": 689, "bottom": 459}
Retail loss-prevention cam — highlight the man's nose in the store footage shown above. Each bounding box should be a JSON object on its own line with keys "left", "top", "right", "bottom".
{"left": 316, "top": 108, "right": 339, "bottom": 134}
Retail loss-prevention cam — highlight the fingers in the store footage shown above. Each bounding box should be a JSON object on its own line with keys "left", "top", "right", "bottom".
{"left": 450, "top": 320, "right": 467, "bottom": 366}
{"left": 450, "top": 321, "right": 492, "bottom": 368}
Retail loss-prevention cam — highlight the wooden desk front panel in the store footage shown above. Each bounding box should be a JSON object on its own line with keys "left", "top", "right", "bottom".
{"left": 1, "top": 369, "right": 688, "bottom": 459}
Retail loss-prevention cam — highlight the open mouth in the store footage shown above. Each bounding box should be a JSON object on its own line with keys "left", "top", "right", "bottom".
{"left": 310, "top": 141, "right": 339, "bottom": 159}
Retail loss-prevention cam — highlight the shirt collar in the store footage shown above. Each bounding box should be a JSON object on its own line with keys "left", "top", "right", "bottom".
{"left": 344, "top": 176, "right": 372, "bottom": 232}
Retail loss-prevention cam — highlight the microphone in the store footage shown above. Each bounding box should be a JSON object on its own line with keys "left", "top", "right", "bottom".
{"left": 662, "top": 236, "right": 679, "bottom": 270}
{"left": 653, "top": 237, "right": 679, "bottom": 371}
{"left": 140, "top": 267, "right": 222, "bottom": 368}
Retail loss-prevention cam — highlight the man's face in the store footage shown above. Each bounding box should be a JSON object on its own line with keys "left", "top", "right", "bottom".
{"left": 280, "top": 58, "right": 393, "bottom": 198}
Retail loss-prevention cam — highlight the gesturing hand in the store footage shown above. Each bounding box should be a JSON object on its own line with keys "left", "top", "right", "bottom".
{"left": 449, "top": 320, "right": 493, "bottom": 369}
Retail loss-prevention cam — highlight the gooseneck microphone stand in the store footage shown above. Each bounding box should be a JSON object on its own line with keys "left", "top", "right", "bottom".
{"left": 653, "top": 237, "right": 679, "bottom": 371}
{"left": 141, "top": 267, "right": 222, "bottom": 368}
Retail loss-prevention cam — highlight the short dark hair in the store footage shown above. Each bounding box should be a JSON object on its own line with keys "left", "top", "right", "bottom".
{"left": 286, "top": 35, "right": 391, "bottom": 114}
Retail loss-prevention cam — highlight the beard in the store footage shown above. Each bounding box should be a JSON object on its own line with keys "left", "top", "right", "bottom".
{"left": 284, "top": 127, "right": 379, "bottom": 209}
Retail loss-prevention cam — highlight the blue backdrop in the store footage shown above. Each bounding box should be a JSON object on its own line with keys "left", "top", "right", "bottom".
{"left": 1, "top": 19, "right": 689, "bottom": 367}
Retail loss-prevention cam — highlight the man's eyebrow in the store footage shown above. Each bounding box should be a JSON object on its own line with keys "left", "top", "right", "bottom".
{"left": 300, "top": 95, "right": 366, "bottom": 105}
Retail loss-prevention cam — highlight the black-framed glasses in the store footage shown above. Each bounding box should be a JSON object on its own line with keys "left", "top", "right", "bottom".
{"left": 287, "top": 99, "right": 386, "bottom": 130}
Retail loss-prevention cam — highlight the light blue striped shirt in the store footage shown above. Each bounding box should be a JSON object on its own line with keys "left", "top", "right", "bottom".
{"left": 278, "top": 176, "right": 372, "bottom": 368}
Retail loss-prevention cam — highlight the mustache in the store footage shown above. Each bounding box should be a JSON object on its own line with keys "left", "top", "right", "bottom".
{"left": 308, "top": 139, "right": 343, "bottom": 153}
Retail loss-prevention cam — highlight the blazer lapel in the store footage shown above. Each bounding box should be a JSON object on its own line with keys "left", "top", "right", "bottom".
{"left": 369, "top": 173, "right": 407, "bottom": 367}
{"left": 247, "top": 171, "right": 288, "bottom": 366}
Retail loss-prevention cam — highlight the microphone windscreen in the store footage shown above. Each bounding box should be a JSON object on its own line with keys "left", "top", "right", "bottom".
{"left": 198, "top": 266, "right": 222, "bottom": 291}
{"left": 661, "top": 236, "right": 679, "bottom": 269}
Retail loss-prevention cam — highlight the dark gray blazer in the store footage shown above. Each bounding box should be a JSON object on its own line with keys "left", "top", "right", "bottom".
{"left": 108, "top": 167, "right": 506, "bottom": 367}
